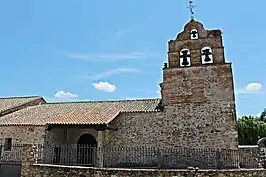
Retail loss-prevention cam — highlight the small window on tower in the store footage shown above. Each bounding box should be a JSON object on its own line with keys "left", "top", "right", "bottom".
{"left": 180, "top": 49, "right": 191, "bottom": 67}
{"left": 190, "top": 29, "right": 198, "bottom": 40}
{"left": 201, "top": 46, "right": 213, "bottom": 64}
{"left": 4, "top": 138, "right": 12, "bottom": 151}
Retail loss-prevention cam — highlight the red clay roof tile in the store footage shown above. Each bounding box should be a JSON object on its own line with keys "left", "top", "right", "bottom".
{"left": 0, "top": 98, "right": 161, "bottom": 126}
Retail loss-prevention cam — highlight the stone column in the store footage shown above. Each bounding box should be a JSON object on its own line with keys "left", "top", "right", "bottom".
{"left": 20, "top": 144, "right": 37, "bottom": 177}
{"left": 97, "top": 131, "right": 105, "bottom": 168}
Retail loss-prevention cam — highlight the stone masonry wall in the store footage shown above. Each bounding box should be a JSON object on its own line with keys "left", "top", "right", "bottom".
{"left": 0, "top": 126, "right": 46, "bottom": 163}
{"left": 107, "top": 112, "right": 163, "bottom": 148}
{"left": 105, "top": 112, "right": 241, "bottom": 168}
{"left": 105, "top": 112, "right": 163, "bottom": 167}
{"left": 25, "top": 164, "right": 266, "bottom": 177}
{"left": 0, "top": 125, "right": 46, "bottom": 144}
{"left": 160, "top": 64, "right": 238, "bottom": 150}
{"left": 107, "top": 107, "right": 236, "bottom": 150}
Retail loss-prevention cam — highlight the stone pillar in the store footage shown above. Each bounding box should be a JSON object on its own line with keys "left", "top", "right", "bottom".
{"left": 20, "top": 144, "right": 37, "bottom": 177}
{"left": 97, "top": 131, "right": 105, "bottom": 168}
{"left": 258, "top": 147, "right": 265, "bottom": 168}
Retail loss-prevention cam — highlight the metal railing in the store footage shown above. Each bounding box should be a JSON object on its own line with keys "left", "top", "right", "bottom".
{"left": 0, "top": 144, "right": 24, "bottom": 164}
{"left": 0, "top": 144, "right": 262, "bottom": 169}
{"left": 36, "top": 144, "right": 97, "bottom": 166}
{"left": 35, "top": 145, "right": 262, "bottom": 169}
{"left": 103, "top": 147, "right": 259, "bottom": 169}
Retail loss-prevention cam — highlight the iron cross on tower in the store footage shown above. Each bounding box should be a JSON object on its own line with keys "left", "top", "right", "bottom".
{"left": 188, "top": 1, "right": 196, "bottom": 20}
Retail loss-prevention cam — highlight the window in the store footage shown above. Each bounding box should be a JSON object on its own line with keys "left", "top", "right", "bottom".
{"left": 201, "top": 46, "right": 213, "bottom": 64}
{"left": 190, "top": 29, "right": 198, "bottom": 40}
{"left": 180, "top": 49, "right": 191, "bottom": 67}
{"left": 4, "top": 138, "right": 12, "bottom": 151}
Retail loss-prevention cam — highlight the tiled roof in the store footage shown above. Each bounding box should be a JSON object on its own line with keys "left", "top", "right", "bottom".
{"left": 0, "top": 96, "right": 43, "bottom": 113}
{"left": 0, "top": 98, "right": 161, "bottom": 126}
{"left": 48, "top": 109, "right": 120, "bottom": 125}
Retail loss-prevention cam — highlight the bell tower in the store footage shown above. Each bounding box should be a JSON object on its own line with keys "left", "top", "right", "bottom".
{"left": 159, "top": 17, "right": 238, "bottom": 149}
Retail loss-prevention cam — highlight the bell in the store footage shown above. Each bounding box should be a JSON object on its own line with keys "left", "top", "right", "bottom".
{"left": 191, "top": 32, "right": 197, "bottom": 38}
{"left": 180, "top": 50, "right": 190, "bottom": 66}
{"left": 202, "top": 49, "right": 212, "bottom": 62}
{"left": 190, "top": 30, "right": 198, "bottom": 38}
{"left": 182, "top": 58, "right": 189, "bottom": 66}
{"left": 204, "top": 55, "right": 211, "bottom": 62}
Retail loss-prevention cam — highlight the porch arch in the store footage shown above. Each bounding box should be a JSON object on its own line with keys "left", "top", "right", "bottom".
{"left": 77, "top": 133, "right": 97, "bottom": 147}
{"left": 77, "top": 133, "right": 97, "bottom": 166}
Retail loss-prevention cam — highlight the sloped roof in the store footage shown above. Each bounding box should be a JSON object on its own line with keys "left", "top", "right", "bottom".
{"left": 0, "top": 98, "right": 161, "bottom": 126}
{"left": 0, "top": 96, "right": 44, "bottom": 113}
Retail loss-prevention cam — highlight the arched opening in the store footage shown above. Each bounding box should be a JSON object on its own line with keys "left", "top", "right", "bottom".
{"left": 77, "top": 133, "right": 97, "bottom": 146}
{"left": 190, "top": 29, "right": 198, "bottom": 40}
{"left": 258, "top": 137, "right": 266, "bottom": 147}
{"left": 180, "top": 49, "right": 191, "bottom": 67}
{"left": 201, "top": 46, "right": 213, "bottom": 64}
{"left": 77, "top": 133, "right": 97, "bottom": 166}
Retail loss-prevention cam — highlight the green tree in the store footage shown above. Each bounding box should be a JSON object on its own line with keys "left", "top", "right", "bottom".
{"left": 237, "top": 116, "right": 266, "bottom": 145}
{"left": 258, "top": 108, "right": 266, "bottom": 122}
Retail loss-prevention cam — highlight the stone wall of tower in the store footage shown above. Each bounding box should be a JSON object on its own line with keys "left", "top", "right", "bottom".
{"left": 160, "top": 20, "right": 238, "bottom": 149}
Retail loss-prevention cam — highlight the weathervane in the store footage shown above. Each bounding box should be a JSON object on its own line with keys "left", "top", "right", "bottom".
{"left": 188, "top": 1, "right": 196, "bottom": 20}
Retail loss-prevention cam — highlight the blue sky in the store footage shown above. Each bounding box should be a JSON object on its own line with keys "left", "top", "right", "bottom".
{"left": 0, "top": 0, "right": 265, "bottom": 117}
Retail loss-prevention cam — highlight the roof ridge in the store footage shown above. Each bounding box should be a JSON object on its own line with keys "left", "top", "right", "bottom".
{"left": 0, "top": 96, "right": 43, "bottom": 100}
{"left": 46, "top": 98, "right": 161, "bottom": 104}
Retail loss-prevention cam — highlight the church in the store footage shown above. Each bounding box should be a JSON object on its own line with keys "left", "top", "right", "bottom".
{"left": 0, "top": 17, "right": 239, "bottom": 168}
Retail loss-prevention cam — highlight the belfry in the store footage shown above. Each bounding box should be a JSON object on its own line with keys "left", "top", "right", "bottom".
{"left": 160, "top": 1, "right": 238, "bottom": 149}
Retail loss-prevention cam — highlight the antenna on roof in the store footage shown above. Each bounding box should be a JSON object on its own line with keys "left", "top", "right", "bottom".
{"left": 188, "top": 1, "right": 196, "bottom": 20}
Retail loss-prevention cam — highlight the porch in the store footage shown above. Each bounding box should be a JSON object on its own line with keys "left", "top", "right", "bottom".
{"left": 42, "top": 124, "right": 116, "bottom": 167}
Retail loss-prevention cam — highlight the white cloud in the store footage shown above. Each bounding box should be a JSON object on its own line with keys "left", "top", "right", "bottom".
{"left": 54, "top": 90, "right": 78, "bottom": 98}
{"left": 92, "top": 81, "right": 116, "bottom": 93}
{"left": 236, "top": 82, "right": 263, "bottom": 94}
{"left": 45, "top": 97, "right": 77, "bottom": 103}
{"left": 58, "top": 51, "right": 161, "bottom": 62}
{"left": 86, "top": 68, "right": 140, "bottom": 80}
{"left": 245, "top": 82, "right": 263, "bottom": 92}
